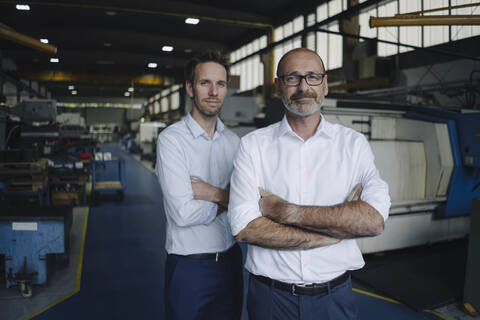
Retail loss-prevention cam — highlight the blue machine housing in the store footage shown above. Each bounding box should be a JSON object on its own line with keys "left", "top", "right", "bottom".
{"left": 405, "top": 108, "right": 480, "bottom": 218}
{"left": 0, "top": 206, "right": 72, "bottom": 288}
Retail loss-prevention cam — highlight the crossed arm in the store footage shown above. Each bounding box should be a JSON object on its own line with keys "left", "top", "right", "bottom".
{"left": 190, "top": 178, "right": 229, "bottom": 214}
{"left": 234, "top": 184, "right": 377, "bottom": 249}
{"left": 257, "top": 186, "right": 384, "bottom": 239}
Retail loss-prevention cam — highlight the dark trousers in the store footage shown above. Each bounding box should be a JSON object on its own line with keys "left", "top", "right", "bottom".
{"left": 247, "top": 274, "right": 358, "bottom": 320}
{"left": 164, "top": 244, "right": 243, "bottom": 320}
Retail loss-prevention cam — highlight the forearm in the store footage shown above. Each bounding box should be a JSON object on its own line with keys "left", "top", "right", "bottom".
{"left": 284, "top": 201, "right": 384, "bottom": 238}
{"left": 235, "top": 217, "right": 340, "bottom": 250}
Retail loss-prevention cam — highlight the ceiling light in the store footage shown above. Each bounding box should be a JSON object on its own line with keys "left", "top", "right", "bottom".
{"left": 148, "top": 62, "right": 157, "bottom": 68}
{"left": 16, "top": 4, "right": 30, "bottom": 10}
{"left": 128, "top": 87, "right": 134, "bottom": 92}
{"left": 50, "top": 58, "right": 59, "bottom": 63}
{"left": 185, "top": 18, "right": 199, "bottom": 25}
{"left": 106, "top": 11, "right": 117, "bottom": 16}
{"left": 40, "top": 38, "right": 49, "bottom": 44}
{"left": 104, "top": 42, "right": 112, "bottom": 47}
{"left": 162, "top": 46, "right": 174, "bottom": 52}
{"left": 68, "top": 85, "right": 75, "bottom": 90}
{"left": 184, "top": 49, "right": 192, "bottom": 53}
{"left": 124, "top": 92, "right": 130, "bottom": 97}
{"left": 71, "top": 90, "right": 77, "bottom": 95}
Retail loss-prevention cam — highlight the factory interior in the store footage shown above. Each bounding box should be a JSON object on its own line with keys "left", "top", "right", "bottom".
{"left": 1, "top": 0, "right": 480, "bottom": 319}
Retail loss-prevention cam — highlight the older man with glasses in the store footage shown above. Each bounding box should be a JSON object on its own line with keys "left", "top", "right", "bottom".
{"left": 228, "top": 48, "right": 391, "bottom": 320}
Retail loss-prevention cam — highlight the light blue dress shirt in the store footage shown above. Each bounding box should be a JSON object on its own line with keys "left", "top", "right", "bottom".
{"left": 156, "top": 112, "right": 240, "bottom": 255}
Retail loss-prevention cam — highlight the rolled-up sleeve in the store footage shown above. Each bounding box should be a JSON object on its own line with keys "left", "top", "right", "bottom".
{"left": 228, "top": 139, "right": 262, "bottom": 236}
{"left": 156, "top": 133, "right": 217, "bottom": 227}
{"left": 356, "top": 136, "right": 391, "bottom": 221}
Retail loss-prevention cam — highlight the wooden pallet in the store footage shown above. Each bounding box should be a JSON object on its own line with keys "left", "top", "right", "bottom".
{"left": 95, "top": 181, "right": 122, "bottom": 189}
{"left": 51, "top": 191, "right": 83, "bottom": 206}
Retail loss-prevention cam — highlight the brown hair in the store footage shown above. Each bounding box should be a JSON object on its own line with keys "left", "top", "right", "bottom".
{"left": 184, "top": 51, "right": 230, "bottom": 85}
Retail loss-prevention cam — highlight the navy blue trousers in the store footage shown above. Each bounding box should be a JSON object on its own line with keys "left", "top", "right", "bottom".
{"left": 164, "top": 244, "right": 243, "bottom": 320}
{"left": 247, "top": 274, "right": 358, "bottom": 320}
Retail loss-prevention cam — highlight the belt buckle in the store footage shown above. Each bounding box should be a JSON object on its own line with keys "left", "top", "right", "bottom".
{"left": 215, "top": 252, "right": 219, "bottom": 262}
{"left": 291, "top": 285, "right": 298, "bottom": 296}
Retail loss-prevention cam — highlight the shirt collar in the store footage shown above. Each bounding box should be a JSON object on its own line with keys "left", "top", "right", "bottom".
{"left": 185, "top": 112, "right": 225, "bottom": 139}
{"left": 277, "top": 113, "right": 334, "bottom": 140}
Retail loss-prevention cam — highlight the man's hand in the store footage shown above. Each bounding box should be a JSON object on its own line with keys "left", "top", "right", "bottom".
{"left": 258, "top": 188, "right": 296, "bottom": 224}
{"left": 191, "top": 177, "right": 229, "bottom": 206}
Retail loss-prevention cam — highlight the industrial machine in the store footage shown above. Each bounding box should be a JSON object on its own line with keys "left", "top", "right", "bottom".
{"left": 0, "top": 206, "right": 72, "bottom": 297}
{"left": 321, "top": 100, "right": 480, "bottom": 253}
{"left": 91, "top": 152, "right": 126, "bottom": 203}
{"left": 138, "top": 121, "right": 166, "bottom": 161}
{"left": 0, "top": 100, "right": 93, "bottom": 297}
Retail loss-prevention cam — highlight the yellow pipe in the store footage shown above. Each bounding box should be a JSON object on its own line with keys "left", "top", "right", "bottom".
{"left": 0, "top": 23, "right": 57, "bottom": 54}
{"left": 370, "top": 15, "right": 480, "bottom": 27}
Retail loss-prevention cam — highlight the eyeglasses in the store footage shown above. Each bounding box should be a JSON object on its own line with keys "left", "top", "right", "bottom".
{"left": 278, "top": 73, "right": 326, "bottom": 87}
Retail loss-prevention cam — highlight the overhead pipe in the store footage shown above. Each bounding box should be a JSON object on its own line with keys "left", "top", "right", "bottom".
{"left": 0, "top": 23, "right": 57, "bottom": 54}
{"left": 370, "top": 15, "right": 480, "bottom": 27}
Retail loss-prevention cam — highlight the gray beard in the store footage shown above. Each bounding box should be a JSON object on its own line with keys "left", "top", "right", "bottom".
{"left": 282, "top": 96, "right": 323, "bottom": 117}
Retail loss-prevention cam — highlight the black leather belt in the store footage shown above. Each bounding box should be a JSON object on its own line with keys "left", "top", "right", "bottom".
{"left": 174, "top": 244, "right": 238, "bottom": 262}
{"left": 250, "top": 272, "right": 350, "bottom": 296}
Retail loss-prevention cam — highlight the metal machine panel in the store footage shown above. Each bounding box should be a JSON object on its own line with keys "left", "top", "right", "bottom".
{"left": 220, "top": 95, "right": 259, "bottom": 123}
{"left": 396, "top": 118, "right": 453, "bottom": 198}
{"left": 12, "top": 100, "right": 57, "bottom": 123}
{"left": 371, "top": 141, "right": 426, "bottom": 201}
{"left": 371, "top": 117, "right": 396, "bottom": 139}
{"left": 404, "top": 112, "right": 480, "bottom": 217}
{"left": 357, "top": 213, "right": 470, "bottom": 253}
{"left": 0, "top": 206, "right": 72, "bottom": 292}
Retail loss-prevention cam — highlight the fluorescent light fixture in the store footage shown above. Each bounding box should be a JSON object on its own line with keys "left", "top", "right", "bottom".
{"left": 16, "top": 4, "right": 30, "bottom": 10}
{"left": 124, "top": 92, "right": 130, "bottom": 97}
{"left": 68, "top": 85, "right": 74, "bottom": 90}
{"left": 185, "top": 18, "right": 199, "bottom": 25}
{"left": 128, "top": 87, "right": 134, "bottom": 92}
{"left": 162, "top": 46, "right": 174, "bottom": 52}
{"left": 148, "top": 62, "right": 157, "bottom": 68}
{"left": 40, "top": 38, "right": 49, "bottom": 44}
{"left": 71, "top": 90, "right": 77, "bottom": 95}
{"left": 50, "top": 58, "right": 59, "bottom": 63}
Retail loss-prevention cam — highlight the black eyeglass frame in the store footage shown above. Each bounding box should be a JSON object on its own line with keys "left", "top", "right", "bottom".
{"left": 278, "top": 73, "right": 326, "bottom": 87}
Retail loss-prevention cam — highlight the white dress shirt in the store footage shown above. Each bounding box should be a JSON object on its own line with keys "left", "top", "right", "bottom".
{"left": 156, "top": 112, "right": 240, "bottom": 255}
{"left": 228, "top": 115, "right": 390, "bottom": 283}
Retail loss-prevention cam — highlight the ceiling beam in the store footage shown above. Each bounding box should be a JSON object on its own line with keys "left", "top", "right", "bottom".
{"left": 14, "top": 71, "right": 171, "bottom": 86}
{"left": 0, "top": 0, "right": 273, "bottom": 29}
